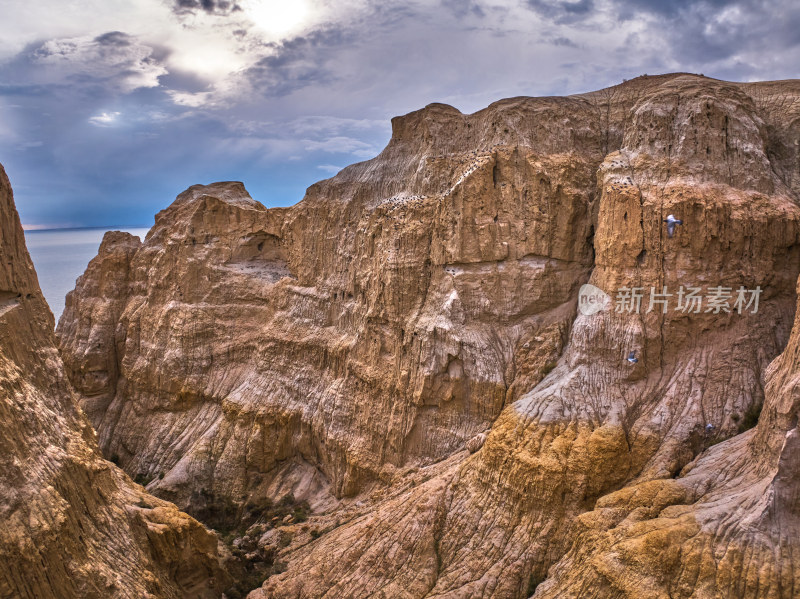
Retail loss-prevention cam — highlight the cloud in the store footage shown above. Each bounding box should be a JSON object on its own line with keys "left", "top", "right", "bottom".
{"left": 173, "top": 0, "right": 242, "bottom": 14}
{"left": 303, "top": 136, "right": 377, "bottom": 157}
{"left": 525, "top": 0, "right": 596, "bottom": 24}
{"left": 287, "top": 116, "right": 388, "bottom": 135}
{"left": 1, "top": 0, "right": 800, "bottom": 229}
{"left": 440, "top": 0, "right": 486, "bottom": 19}
{"left": 614, "top": 0, "right": 733, "bottom": 17}
{"left": 168, "top": 90, "right": 214, "bottom": 107}
{"left": 608, "top": 0, "right": 800, "bottom": 76}
{"left": 88, "top": 111, "right": 122, "bottom": 126}
{"left": 549, "top": 35, "right": 579, "bottom": 48}
{"left": 26, "top": 32, "right": 166, "bottom": 92}
{"left": 17, "top": 140, "right": 44, "bottom": 150}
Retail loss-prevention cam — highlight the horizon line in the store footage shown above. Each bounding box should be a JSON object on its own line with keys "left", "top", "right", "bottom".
{"left": 22, "top": 224, "right": 151, "bottom": 233}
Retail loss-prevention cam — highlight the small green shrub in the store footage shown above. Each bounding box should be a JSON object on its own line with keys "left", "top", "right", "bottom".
{"left": 133, "top": 473, "right": 152, "bottom": 486}
{"left": 292, "top": 503, "right": 310, "bottom": 523}
{"left": 541, "top": 361, "right": 557, "bottom": 376}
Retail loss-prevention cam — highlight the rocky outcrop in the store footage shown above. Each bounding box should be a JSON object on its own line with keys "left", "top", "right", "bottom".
{"left": 0, "top": 164, "right": 230, "bottom": 598}
{"left": 532, "top": 271, "right": 800, "bottom": 598}
{"left": 58, "top": 127, "right": 596, "bottom": 509}
{"left": 59, "top": 74, "right": 800, "bottom": 598}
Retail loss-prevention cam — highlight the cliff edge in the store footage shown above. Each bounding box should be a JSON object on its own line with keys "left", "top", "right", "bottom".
{"left": 0, "top": 164, "right": 230, "bottom": 598}
{"left": 58, "top": 74, "right": 800, "bottom": 598}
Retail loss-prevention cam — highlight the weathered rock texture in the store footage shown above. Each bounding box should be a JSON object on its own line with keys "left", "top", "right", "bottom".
{"left": 58, "top": 74, "right": 800, "bottom": 598}
{"left": 0, "top": 164, "right": 230, "bottom": 599}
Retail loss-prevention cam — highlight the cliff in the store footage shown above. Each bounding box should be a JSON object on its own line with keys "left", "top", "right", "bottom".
{"left": 58, "top": 74, "right": 800, "bottom": 597}
{"left": 0, "top": 164, "right": 230, "bottom": 598}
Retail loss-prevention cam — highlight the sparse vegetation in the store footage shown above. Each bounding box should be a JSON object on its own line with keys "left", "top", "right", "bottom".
{"left": 186, "top": 489, "right": 314, "bottom": 597}
{"left": 133, "top": 473, "right": 153, "bottom": 486}
{"left": 224, "top": 566, "right": 271, "bottom": 599}
{"left": 188, "top": 488, "right": 239, "bottom": 534}
{"left": 738, "top": 401, "right": 763, "bottom": 433}
{"left": 527, "top": 573, "right": 545, "bottom": 597}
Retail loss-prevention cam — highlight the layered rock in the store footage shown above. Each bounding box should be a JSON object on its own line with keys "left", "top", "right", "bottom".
{"left": 533, "top": 269, "right": 800, "bottom": 598}
{"left": 59, "top": 74, "right": 800, "bottom": 598}
{"left": 58, "top": 115, "right": 598, "bottom": 508}
{"left": 0, "top": 164, "right": 230, "bottom": 598}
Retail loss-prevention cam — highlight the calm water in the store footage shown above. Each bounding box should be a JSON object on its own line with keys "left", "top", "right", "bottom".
{"left": 25, "top": 227, "right": 150, "bottom": 322}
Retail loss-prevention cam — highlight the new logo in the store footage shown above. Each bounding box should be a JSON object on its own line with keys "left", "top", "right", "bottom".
{"left": 578, "top": 283, "right": 611, "bottom": 316}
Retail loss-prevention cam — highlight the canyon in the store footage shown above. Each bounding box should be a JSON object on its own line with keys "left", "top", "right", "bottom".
{"left": 0, "top": 164, "right": 230, "bottom": 598}
{"left": 3, "top": 73, "right": 800, "bottom": 598}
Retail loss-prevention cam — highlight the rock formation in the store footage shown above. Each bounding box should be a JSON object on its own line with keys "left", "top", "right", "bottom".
{"left": 0, "top": 163, "right": 230, "bottom": 598}
{"left": 58, "top": 74, "right": 800, "bottom": 597}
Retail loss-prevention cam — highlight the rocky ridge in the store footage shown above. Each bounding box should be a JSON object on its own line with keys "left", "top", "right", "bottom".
{"left": 58, "top": 74, "right": 800, "bottom": 598}
{"left": 0, "top": 164, "right": 230, "bottom": 598}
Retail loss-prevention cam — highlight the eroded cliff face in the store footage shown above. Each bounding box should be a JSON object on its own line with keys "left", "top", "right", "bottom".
{"left": 0, "top": 164, "right": 230, "bottom": 598}
{"left": 58, "top": 74, "right": 800, "bottom": 598}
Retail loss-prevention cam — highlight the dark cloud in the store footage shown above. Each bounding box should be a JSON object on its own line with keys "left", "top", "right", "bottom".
{"left": 94, "top": 31, "right": 132, "bottom": 47}
{"left": 240, "top": 27, "right": 353, "bottom": 97}
{"left": 173, "top": 0, "right": 241, "bottom": 15}
{"left": 550, "top": 36, "right": 578, "bottom": 48}
{"left": 612, "top": 0, "right": 800, "bottom": 68}
{"left": 0, "top": 33, "right": 165, "bottom": 96}
{"left": 614, "top": 0, "right": 733, "bottom": 17}
{"left": 525, "top": 0, "right": 595, "bottom": 23}
{"left": 2, "top": 0, "right": 800, "bottom": 229}
{"left": 441, "top": 0, "right": 486, "bottom": 19}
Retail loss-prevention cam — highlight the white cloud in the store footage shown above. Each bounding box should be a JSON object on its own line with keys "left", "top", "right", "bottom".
{"left": 240, "top": 0, "right": 313, "bottom": 38}
{"left": 17, "top": 141, "right": 44, "bottom": 150}
{"left": 88, "top": 111, "right": 121, "bottom": 127}
{"left": 317, "top": 163, "right": 342, "bottom": 173}
{"left": 30, "top": 33, "right": 166, "bottom": 92}
{"left": 288, "top": 116, "right": 389, "bottom": 135}
{"left": 168, "top": 90, "right": 215, "bottom": 108}
{"left": 0, "top": 0, "right": 356, "bottom": 86}
{"left": 5, "top": 0, "right": 800, "bottom": 229}
{"left": 0, "top": 0, "right": 173, "bottom": 60}
{"left": 303, "top": 136, "right": 377, "bottom": 157}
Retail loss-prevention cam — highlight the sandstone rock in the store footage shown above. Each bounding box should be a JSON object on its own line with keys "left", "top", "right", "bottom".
{"left": 59, "top": 74, "right": 800, "bottom": 598}
{"left": 466, "top": 432, "right": 487, "bottom": 453}
{"left": 0, "top": 164, "right": 230, "bottom": 598}
{"left": 533, "top": 269, "right": 800, "bottom": 597}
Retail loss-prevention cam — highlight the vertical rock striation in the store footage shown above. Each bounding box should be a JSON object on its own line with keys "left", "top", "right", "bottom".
{"left": 0, "top": 164, "right": 230, "bottom": 598}
{"left": 58, "top": 74, "right": 800, "bottom": 598}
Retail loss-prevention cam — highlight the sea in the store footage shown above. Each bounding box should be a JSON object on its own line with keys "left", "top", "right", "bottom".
{"left": 24, "top": 227, "right": 151, "bottom": 323}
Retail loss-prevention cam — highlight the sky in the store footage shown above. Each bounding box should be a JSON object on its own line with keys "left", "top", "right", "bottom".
{"left": 1, "top": 0, "right": 799, "bottom": 229}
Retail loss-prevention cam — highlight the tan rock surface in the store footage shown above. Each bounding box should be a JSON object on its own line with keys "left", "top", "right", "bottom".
{"left": 0, "top": 164, "right": 230, "bottom": 598}
{"left": 58, "top": 74, "right": 800, "bottom": 598}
